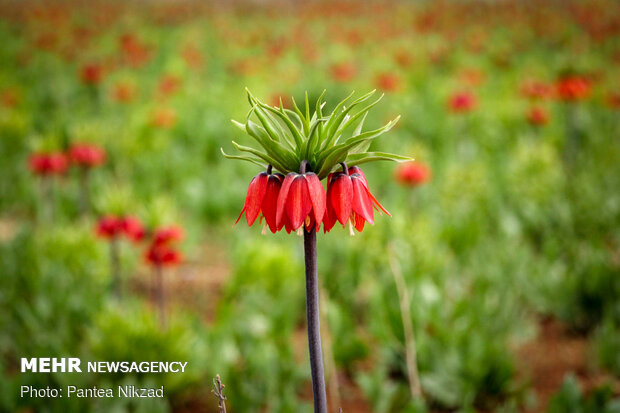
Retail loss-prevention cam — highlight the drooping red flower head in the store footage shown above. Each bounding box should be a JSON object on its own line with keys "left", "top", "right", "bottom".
{"left": 121, "top": 215, "right": 145, "bottom": 242}
{"left": 555, "top": 75, "right": 591, "bottom": 102}
{"left": 153, "top": 225, "right": 184, "bottom": 245}
{"left": 235, "top": 168, "right": 286, "bottom": 233}
{"left": 68, "top": 143, "right": 106, "bottom": 168}
{"left": 275, "top": 170, "right": 326, "bottom": 233}
{"left": 324, "top": 165, "right": 390, "bottom": 234}
{"left": 96, "top": 215, "right": 124, "bottom": 239}
{"left": 448, "top": 91, "right": 477, "bottom": 113}
{"left": 145, "top": 243, "right": 183, "bottom": 267}
{"left": 527, "top": 106, "right": 550, "bottom": 126}
{"left": 80, "top": 63, "right": 104, "bottom": 85}
{"left": 395, "top": 162, "right": 431, "bottom": 187}
{"left": 28, "top": 152, "right": 69, "bottom": 176}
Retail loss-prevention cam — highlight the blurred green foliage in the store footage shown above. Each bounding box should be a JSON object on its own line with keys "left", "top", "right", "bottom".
{"left": 1, "top": 0, "right": 620, "bottom": 412}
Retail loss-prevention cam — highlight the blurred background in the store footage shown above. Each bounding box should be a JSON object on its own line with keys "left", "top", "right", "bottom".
{"left": 1, "top": 0, "right": 620, "bottom": 412}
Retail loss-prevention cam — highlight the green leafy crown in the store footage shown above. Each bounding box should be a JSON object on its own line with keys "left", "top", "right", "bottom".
{"left": 222, "top": 89, "right": 413, "bottom": 179}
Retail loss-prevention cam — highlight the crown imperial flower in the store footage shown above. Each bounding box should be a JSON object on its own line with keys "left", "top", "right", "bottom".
{"left": 556, "top": 75, "right": 591, "bottom": 102}
{"left": 395, "top": 162, "right": 431, "bottom": 187}
{"left": 224, "top": 90, "right": 411, "bottom": 235}
{"left": 28, "top": 152, "right": 69, "bottom": 176}
{"left": 69, "top": 143, "right": 107, "bottom": 168}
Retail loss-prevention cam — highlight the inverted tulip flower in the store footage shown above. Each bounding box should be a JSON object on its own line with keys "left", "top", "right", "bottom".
{"left": 223, "top": 90, "right": 411, "bottom": 413}
{"left": 235, "top": 166, "right": 285, "bottom": 233}
{"left": 276, "top": 167, "right": 326, "bottom": 233}
{"left": 324, "top": 164, "right": 390, "bottom": 234}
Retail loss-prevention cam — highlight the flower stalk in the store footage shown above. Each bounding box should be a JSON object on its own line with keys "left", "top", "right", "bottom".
{"left": 304, "top": 225, "right": 327, "bottom": 412}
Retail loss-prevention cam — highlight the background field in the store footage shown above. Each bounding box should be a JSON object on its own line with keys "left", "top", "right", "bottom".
{"left": 1, "top": 1, "right": 620, "bottom": 412}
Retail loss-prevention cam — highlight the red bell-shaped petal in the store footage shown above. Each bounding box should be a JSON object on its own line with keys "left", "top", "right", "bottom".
{"left": 367, "top": 189, "right": 391, "bottom": 216}
{"left": 323, "top": 205, "right": 338, "bottom": 233}
{"left": 327, "top": 173, "right": 353, "bottom": 225}
{"left": 349, "top": 166, "right": 390, "bottom": 217}
{"left": 262, "top": 173, "right": 284, "bottom": 233}
{"left": 285, "top": 175, "right": 312, "bottom": 230}
{"left": 304, "top": 172, "right": 326, "bottom": 225}
{"left": 353, "top": 212, "right": 366, "bottom": 232}
{"left": 351, "top": 174, "right": 374, "bottom": 225}
{"left": 276, "top": 173, "right": 297, "bottom": 227}
{"left": 236, "top": 172, "right": 269, "bottom": 226}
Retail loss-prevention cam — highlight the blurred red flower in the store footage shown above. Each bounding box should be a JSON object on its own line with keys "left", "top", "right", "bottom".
{"left": 520, "top": 80, "right": 553, "bottom": 100}
{"left": 330, "top": 62, "right": 357, "bottom": 83}
{"left": 121, "top": 216, "right": 146, "bottom": 242}
{"left": 97, "top": 215, "right": 145, "bottom": 242}
{"left": 153, "top": 225, "right": 184, "bottom": 245}
{"left": 119, "top": 33, "right": 152, "bottom": 68}
{"left": 269, "top": 93, "right": 292, "bottom": 109}
{"left": 151, "top": 108, "right": 177, "bottom": 128}
{"left": 556, "top": 75, "right": 591, "bottom": 102}
{"left": 112, "top": 82, "right": 137, "bottom": 103}
{"left": 448, "top": 91, "right": 477, "bottom": 113}
{"left": 145, "top": 243, "right": 183, "bottom": 266}
{"left": 28, "top": 152, "right": 69, "bottom": 176}
{"left": 459, "top": 68, "right": 485, "bottom": 88}
{"left": 158, "top": 74, "right": 182, "bottom": 97}
{"left": 394, "top": 50, "right": 413, "bottom": 69}
{"left": 181, "top": 44, "right": 204, "bottom": 69}
{"left": 395, "top": 162, "right": 431, "bottom": 187}
{"left": 80, "top": 63, "right": 104, "bottom": 85}
{"left": 375, "top": 72, "right": 402, "bottom": 92}
{"left": 527, "top": 107, "right": 550, "bottom": 126}
{"left": 96, "top": 215, "right": 124, "bottom": 239}
{"left": 69, "top": 143, "right": 106, "bottom": 168}
{"left": 1, "top": 88, "right": 21, "bottom": 108}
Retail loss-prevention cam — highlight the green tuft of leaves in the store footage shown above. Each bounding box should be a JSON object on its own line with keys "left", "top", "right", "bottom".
{"left": 222, "top": 89, "right": 412, "bottom": 179}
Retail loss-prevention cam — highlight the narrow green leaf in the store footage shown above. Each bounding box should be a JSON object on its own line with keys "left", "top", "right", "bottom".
{"left": 323, "top": 90, "right": 377, "bottom": 149}
{"left": 231, "top": 141, "right": 289, "bottom": 172}
{"left": 345, "top": 152, "right": 414, "bottom": 166}
{"left": 220, "top": 148, "right": 267, "bottom": 168}
{"left": 258, "top": 103, "right": 304, "bottom": 150}
{"left": 290, "top": 96, "right": 310, "bottom": 136}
